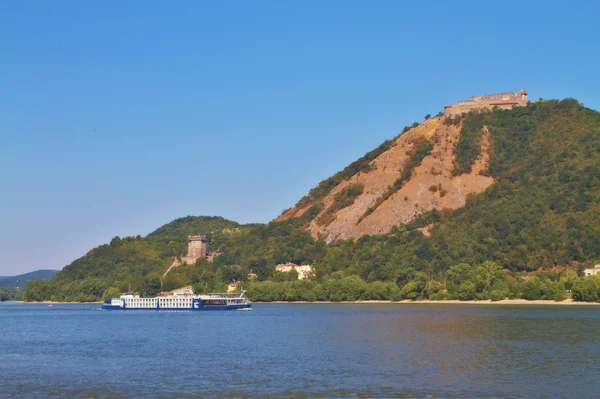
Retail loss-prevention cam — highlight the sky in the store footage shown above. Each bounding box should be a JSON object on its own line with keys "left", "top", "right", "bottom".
{"left": 1, "top": 0, "right": 599, "bottom": 275}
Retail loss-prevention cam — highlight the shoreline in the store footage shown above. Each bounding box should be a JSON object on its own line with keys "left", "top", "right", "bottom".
{"left": 252, "top": 299, "right": 600, "bottom": 305}
{"left": 10, "top": 299, "right": 600, "bottom": 306}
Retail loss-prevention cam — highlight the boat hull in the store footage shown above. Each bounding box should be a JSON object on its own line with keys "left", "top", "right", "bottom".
{"left": 101, "top": 304, "right": 251, "bottom": 311}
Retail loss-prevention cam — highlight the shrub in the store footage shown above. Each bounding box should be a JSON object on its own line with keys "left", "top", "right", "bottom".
{"left": 489, "top": 289, "right": 507, "bottom": 301}
{"left": 457, "top": 281, "right": 476, "bottom": 300}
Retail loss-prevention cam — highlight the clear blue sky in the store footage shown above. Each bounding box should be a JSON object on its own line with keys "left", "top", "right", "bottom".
{"left": 1, "top": 0, "right": 599, "bottom": 275}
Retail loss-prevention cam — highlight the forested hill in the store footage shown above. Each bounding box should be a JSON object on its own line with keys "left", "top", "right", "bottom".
{"left": 23, "top": 216, "right": 260, "bottom": 302}
{"left": 24, "top": 99, "right": 600, "bottom": 302}
{"left": 148, "top": 216, "right": 260, "bottom": 238}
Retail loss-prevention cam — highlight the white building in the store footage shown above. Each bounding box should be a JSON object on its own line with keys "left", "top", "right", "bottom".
{"left": 584, "top": 264, "right": 600, "bottom": 276}
{"left": 275, "top": 262, "right": 314, "bottom": 280}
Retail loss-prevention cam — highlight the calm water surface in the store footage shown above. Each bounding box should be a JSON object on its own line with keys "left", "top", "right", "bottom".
{"left": 1, "top": 302, "right": 599, "bottom": 398}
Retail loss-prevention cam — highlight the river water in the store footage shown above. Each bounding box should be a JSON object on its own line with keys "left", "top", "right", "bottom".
{"left": 0, "top": 302, "right": 599, "bottom": 398}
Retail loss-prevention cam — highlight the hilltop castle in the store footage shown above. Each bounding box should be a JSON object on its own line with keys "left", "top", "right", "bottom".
{"left": 444, "top": 89, "right": 528, "bottom": 116}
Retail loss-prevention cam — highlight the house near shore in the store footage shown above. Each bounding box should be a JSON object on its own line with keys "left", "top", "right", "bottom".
{"left": 275, "top": 262, "right": 314, "bottom": 280}
{"left": 584, "top": 264, "right": 600, "bottom": 276}
{"left": 227, "top": 281, "right": 241, "bottom": 293}
{"left": 247, "top": 270, "right": 257, "bottom": 281}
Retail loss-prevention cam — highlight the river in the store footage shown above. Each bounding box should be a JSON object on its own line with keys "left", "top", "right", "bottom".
{"left": 1, "top": 302, "right": 598, "bottom": 398}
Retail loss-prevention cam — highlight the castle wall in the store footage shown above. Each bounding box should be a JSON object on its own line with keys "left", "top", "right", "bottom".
{"left": 444, "top": 90, "right": 528, "bottom": 116}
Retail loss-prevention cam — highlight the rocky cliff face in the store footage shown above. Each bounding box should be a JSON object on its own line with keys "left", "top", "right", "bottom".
{"left": 277, "top": 117, "right": 494, "bottom": 241}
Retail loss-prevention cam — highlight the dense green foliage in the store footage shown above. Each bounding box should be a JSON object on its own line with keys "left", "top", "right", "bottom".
{"left": 357, "top": 137, "right": 433, "bottom": 224}
{"left": 23, "top": 100, "right": 600, "bottom": 302}
{"left": 316, "top": 183, "right": 365, "bottom": 227}
{"left": 452, "top": 111, "right": 486, "bottom": 175}
{"left": 148, "top": 216, "right": 258, "bottom": 238}
{"left": 23, "top": 217, "right": 257, "bottom": 302}
{"left": 0, "top": 288, "right": 22, "bottom": 301}
{"left": 571, "top": 275, "right": 600, "bottom": 301}
{"left": 244, "top": 261, "right": 582, "bottom": 302}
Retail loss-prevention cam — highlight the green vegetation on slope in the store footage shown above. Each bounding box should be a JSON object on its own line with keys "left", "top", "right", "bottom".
{"left": 23, "top": 99, "right": 600, "bottom": 302}
{"left": 357, "top": 137, "right": 433, "bottom": 224}
{"left": 22, "top": 217, "right": 256, "bottom": 302}
{"left": 148, "top": 215, "right": 258, "bottom": 238}
{"left": 316, "top": 183, "right": 365, "bottom": 227}
{"left": 451, "top": 111, "right": 486, "bottom": 175}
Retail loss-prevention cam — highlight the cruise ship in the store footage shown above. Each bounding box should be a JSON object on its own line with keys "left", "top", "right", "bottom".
{"left": 102, "top": 289, "right": 251, "bottom": 311}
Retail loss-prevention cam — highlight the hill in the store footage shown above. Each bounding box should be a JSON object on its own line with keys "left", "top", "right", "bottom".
{"left": 23, "top": 99, "right": 600, "bottom": 302}
{"left": 23, "top": 217, "right": 259, "bottom": 302}
{"left": 148, "top": 215, "right": 260, "bottom": 238}
{"left": 0, "top": 269, "right": 59, "bottom": 289}
{"left": 277, "top": 115, "right": 494, "bottom": 241}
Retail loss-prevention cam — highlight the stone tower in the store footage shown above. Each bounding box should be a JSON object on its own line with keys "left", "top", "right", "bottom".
{"left": 518, "top": 88, "right": 528, "bottom": 102}
{"left": 187, "top": 235, "right": 207, "bottom": 261}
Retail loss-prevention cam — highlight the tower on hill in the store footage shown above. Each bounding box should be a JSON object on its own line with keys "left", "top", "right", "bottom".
{"left": 186, "top": 235, "right": 207, "bottom": 261}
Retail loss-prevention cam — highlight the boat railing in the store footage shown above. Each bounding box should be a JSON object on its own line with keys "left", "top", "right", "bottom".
{"left": 205, "top": 293, "right": 247, "bottom": 297}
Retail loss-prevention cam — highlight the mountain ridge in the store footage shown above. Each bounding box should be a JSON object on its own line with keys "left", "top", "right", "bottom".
{"left": 21, "top": 98, "right": 600, "bottom": 302}
{"left": 0, "top": 269, "right": 59, "bottom": 289}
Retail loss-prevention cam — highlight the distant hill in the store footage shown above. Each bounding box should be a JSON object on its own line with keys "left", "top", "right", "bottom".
{"left": 0, "top": 269, "right": 59, "bottom": 288}
{"left": 148, "top": 215, "right": 260, "bottom": 238}
{"left": 22, "top": 98, "right": 600, "bottom": 302}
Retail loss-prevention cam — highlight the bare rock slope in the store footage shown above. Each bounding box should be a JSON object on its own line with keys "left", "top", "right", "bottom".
{"left": 277, "top": 117, "right": 494, "bottom": 241}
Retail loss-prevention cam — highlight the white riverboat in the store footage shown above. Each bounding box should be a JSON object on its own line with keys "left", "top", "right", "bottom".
{"left": 102, "top": 289, "right": 251, "bottom": 311}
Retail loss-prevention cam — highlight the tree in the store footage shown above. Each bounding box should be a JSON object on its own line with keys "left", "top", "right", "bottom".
{"left": 0, "top": 289, "right": 9, "bottom": 302}
{"left": 162, "top": 275, "right": 185, "bottom": 292}
{"left": 143, "top": 275, "right": 162, "bottom": 297}
{"left": 523, "top": 277, "right": 542, "bottom": 300}
{"left": 560, "top": 270, "right": 578, "bottom": 291}
{"left": 22, "top": 280, "right": 52, "bottom": 302}
{"left": 401, "top": 272, "right": 428, "bottom": 299}
{"left": 572, "top": 276, "right": 600, "bottom": 302}
{"left": 102, "top": 287, "right": 121, "bottom": 302}
{"left": 339, "top": 276, "right": 368, "bottom": 301}
{"left": 424, "top": 114, "right": 431, "bottom": 120}
{"left": 474, "top": 261, "right": 504, "bottom": 293}
{"left": 444, "top": 263, "right": 472, "bottom": 293}
{"left": 457, "top": 281, "right": 476, "bottom": 300}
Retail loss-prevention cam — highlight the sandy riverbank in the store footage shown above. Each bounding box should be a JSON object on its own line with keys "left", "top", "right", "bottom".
{"left": 252, "top": 299, "right": 600, "bottom": 305}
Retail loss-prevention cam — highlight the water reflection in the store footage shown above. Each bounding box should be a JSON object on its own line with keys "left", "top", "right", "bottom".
{"left": 1, "top": 303, "right": 599, "bottom": 398}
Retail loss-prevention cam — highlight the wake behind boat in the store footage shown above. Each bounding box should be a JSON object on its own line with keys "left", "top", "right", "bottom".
{"left": 102, "top": 288, "right": 251, "bottom": 311}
